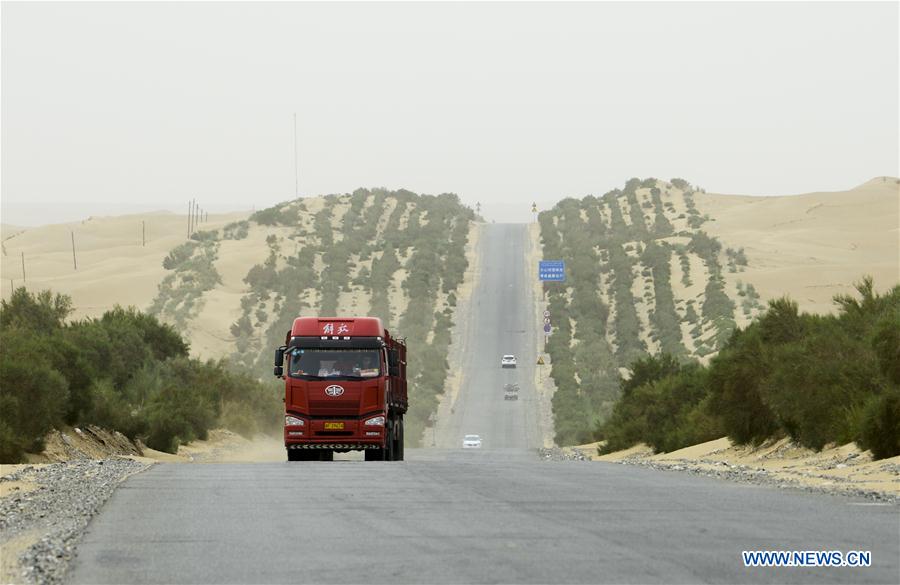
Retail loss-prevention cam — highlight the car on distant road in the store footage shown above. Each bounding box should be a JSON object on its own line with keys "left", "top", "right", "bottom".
{"left": 501, "top": 355, "right": 517, "bottom": 368}
{"left": 462, "top": 434, "right": 482, "bottom": 448}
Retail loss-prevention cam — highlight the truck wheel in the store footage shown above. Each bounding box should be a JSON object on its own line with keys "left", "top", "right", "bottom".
{"left": 318, "top": 450, "right": 333, "bottom": 462}
{"left": 287, "top": 449, "right": 306, "bottom": 462}
{"left": 365, "top": 448, "right": 385, "bottom": 461}
{"left": 396, "top": 418, "right": 405, "bottom": 461}
{"left": 385, "top": 421, "right": 396, "bottom": 461}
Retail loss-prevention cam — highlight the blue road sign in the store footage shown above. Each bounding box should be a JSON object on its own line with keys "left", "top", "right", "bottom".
{"left": 539, "top": 260, "right": 566, "bottom": 282}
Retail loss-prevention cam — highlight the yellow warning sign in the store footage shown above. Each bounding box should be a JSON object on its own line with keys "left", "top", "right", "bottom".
{"left": 536, "top": 356, "right": 545, "bottom": 365}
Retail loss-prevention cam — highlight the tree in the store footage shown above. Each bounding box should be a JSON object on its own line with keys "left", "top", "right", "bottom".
{"left": 0, "top": 288, "right": 72, "bottom": 332}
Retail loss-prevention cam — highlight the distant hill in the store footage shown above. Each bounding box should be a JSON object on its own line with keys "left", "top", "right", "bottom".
{"left": 1, "top": 211, "right": 249, "bottom": 320}
{"left": 0, "top": 190, "right": 476, "bottom": 446}
{"left": 693, "top": 176, "right": 899, "bottom": 316}
{"left": 536, "top": 177, "right": 899, "bottom": 445}
{"left": 155, "top": 189, "right": 475, "bottom": 443}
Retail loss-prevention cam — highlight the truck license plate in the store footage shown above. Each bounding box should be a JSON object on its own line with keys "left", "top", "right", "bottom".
{"left": 324, "top": 422, "right": 344, "bottom": 430}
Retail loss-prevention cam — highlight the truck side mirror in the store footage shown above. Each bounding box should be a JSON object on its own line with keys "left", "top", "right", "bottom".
{"left": 274, "top": 347, "right": 286, "bottom": 377}
{"left": 389, "top": 365, "right": 400, "bottom": 377}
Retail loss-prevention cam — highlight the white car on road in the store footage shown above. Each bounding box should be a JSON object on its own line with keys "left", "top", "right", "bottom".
{"left": 501, "top": 355, "right": 517, "bottom": 368}
{"left": 462, "top": 434, "right": 482, "bottom": 449}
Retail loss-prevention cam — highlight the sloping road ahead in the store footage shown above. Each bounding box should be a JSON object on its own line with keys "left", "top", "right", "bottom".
{"left": 433, "top": 223, "right": 544, "bottom": 450}
{"left": 69, "top": 224, "right": 899, "bottom": 584}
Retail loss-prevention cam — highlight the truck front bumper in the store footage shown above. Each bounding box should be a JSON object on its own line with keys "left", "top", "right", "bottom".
{"left": 286, "top": 442, "right": 382, "bottom": 450}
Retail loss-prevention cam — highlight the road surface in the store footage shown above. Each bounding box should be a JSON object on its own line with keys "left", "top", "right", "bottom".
{"left": 433, "top": 223, "right": 544, "bottom": 450}
{"left": 69, "top": 224, "right": 899, "bottom": 584}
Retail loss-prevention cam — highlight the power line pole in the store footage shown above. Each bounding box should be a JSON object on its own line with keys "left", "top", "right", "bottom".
{"left": 71, "top": 231, "right": 77, "bottom": 270}
{"left": 142, "top": 220, "right": 146, "bottom": 247}
{"left": 20, "top": 252, "right": 25, "bottom": 285}
{"left": 187, "top": 200, "right": 193, "bottom": 238}
{"left": 293, "top": 112, "right": 299, "bottom": 198}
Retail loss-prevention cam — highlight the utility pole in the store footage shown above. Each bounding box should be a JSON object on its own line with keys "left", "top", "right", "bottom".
{"left": 187, "top": 200, "right": 193, "bottom": 238}
{"left": 142, "top": 220, "right": 146, "bottom": 247}
{"left": 20, "top": 252, "right": 25, "bottom": 285}
{"left": 71, "top": 231, "right": 77, "bottom": 270}
{"left": 293, "top": 113, "right": 299, "bottom": 198}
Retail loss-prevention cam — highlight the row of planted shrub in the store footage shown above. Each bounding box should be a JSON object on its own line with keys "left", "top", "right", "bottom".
{"left": 0, "top": 288, "right": 281, "bottom": 462}
{"left": 539, "top": 178, "right": 739, "bottom": 445}
{"left": 597, "top": 277, "right": 900, "bottom": 459}
{"left": 235, "top": 189, "right": 475, "bottom": 445}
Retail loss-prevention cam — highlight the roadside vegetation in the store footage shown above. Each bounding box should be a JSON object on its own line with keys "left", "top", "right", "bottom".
{"left": 149, "top": 188, "right": 475, "bottom": 447}
{"left": 596, "top": 278, "right": 900, "bottom": 459}
{"left": 0, "top": 288, "right": 280, "bottom": 462}
{"left": 149, "top": 233, "right": 222, "bottom": 326}
{"left": 539, "top": 178, "right": 752, "bottom": 444}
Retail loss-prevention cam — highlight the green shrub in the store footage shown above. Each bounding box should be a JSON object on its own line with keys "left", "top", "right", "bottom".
{"left": 706, "top": 327, "right": 780, "bottom": 445}
{"left": 223, "top": 221, "right": 250, "bottom": 240}
{"left": 597, "top": 354, "right": 717, "bottom": 453}
{"left": 761, "top": 318, "right": 884, "bottom": 449}
{"left": 0, "top": 328, "right": 70, "bottom": 460}
{"left": 162, "top": 242, "right": 198, "bottom": 270}
{"left": 190, "top": 230, "right": 219, "bottom": 243}
{"left": 0, "top": 289, "right": 280, "bottom": 460}
{"left": 0, "top": 287, "right": 72, "bottom": 331}
{"left": 858, "top": 389, "right": 900, "bottom": 458}
{"left": 871, "top": 312, "right": 900, "bottom": 384}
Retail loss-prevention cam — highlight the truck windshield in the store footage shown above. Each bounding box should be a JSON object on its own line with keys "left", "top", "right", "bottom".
{"left": 288, "top": 348, "right": 382, "bottom": 379}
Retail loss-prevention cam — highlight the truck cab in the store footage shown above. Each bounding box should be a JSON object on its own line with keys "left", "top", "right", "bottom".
{"left": 275, "top": 317, "right": 408, "bottom": 461}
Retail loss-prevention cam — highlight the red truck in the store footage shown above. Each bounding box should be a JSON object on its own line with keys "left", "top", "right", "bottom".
{"left": 274, "top": 317, "right": 408, "bottom": 461}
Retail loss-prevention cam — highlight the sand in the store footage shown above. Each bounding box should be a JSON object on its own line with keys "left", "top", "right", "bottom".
{"left": 0, "top": 464, "right": 42, "bottom": 499}
{"left": 432, "top": 222, "right": 484, "bottom": 437}
{"left": 0, "top": 211, "right": 249, "bottom": 320}
{"left": 526, "top": 221, "right": 559, "bottom": 448}
{"left": 693, "top": 178, "right": 900, "bottom": 315}
{"left": 0, "top": 530, "right": 40, "bottom": 584}
{"left": 631, "top": 261, "right": 658, "bottom": 354}
{"left": 587, "top": 436, "right": 900, "bottom": 498}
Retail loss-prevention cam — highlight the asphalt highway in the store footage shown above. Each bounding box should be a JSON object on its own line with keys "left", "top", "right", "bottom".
{"left": 433, "top": 223, "right": 543, "bottom": 450}
{"left": 68, "top": 224, "right": 900, "bottom": 584}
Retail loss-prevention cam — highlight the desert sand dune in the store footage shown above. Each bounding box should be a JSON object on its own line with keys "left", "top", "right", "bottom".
{"left": 0, "top": 211, "right": 249, "bottom": 319}
{"left": 694, "top": 178, "right": 899, "bottom": 314}
{"left": 2, "top": 179, "right": 895, "bottom": 361}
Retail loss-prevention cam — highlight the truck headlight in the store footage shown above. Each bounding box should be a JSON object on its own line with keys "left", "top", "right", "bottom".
{"left": 285, "top": 415, "right": 305, "bottom": 426}
{"left": 364, "top": 416, "right": 385, "bottom": 426}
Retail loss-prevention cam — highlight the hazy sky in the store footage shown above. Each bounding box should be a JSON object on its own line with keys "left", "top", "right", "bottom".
{"left": 2, "top": 1, "right": 898, "bottom": 225}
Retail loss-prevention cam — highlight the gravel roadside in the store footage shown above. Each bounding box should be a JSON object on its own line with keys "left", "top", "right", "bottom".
{"left": 540, "top": 445, "right": 897, "bottom": 502}
{"left": 613, "top": 456, "right": 898, "bottom": 503}
{"left": 0, "top": 458, "right": 149, "bottom": 584}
